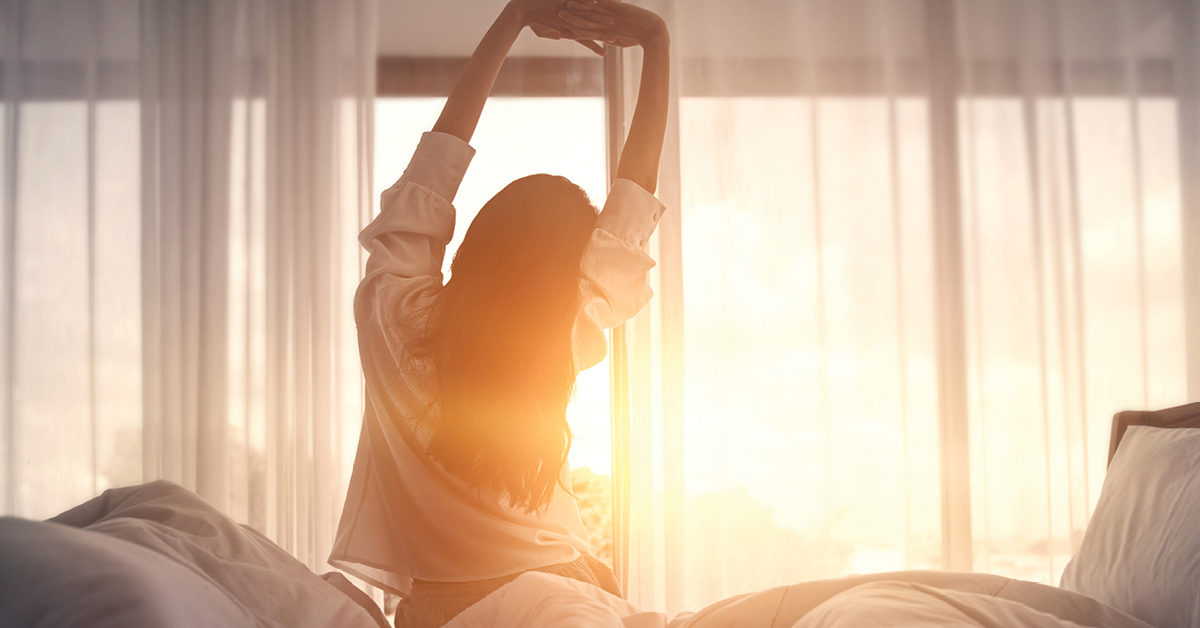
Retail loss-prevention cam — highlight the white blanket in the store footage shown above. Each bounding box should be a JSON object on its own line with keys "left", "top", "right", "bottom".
{"left": 1, "top": 480, "right": 386, "bottom": 628}
{"left": 445, "top": 570, "right": 1158, "bottom": 628}
{"left": 443, "top": 572, "right": 667, "bottom": 628}
{"left": 794, "top": 581, "right": 1155, "bottom": 628}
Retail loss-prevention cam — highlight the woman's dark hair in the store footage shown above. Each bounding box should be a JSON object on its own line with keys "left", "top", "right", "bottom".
{"left": 411, "top": 174, "right": 598, "bottom": 514}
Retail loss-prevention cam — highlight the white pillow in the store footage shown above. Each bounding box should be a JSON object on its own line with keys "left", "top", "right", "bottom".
{"left": 1060, "top": 425, "right": 1200, "bottom": 628}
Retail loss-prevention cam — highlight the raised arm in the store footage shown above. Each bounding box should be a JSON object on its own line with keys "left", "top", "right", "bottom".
{"left": 561, "top": 1, "right": 670, "bottom": 193}
{"left": 433, "top": 0, "right": 613, "bottom": 144}
{"left": 618, "top": 27, "right": 669, "bottom": 194}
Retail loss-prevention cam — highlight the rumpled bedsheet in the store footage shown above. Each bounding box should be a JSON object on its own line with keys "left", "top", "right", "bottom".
{"left": 444, "top": 569, "right": 1158, "bottom": 628}
{"left": 0, "top": 480, "right": 386, "bottom": 628}
{"left": 791, "top": 580, "right": 1158, "bottom": 628}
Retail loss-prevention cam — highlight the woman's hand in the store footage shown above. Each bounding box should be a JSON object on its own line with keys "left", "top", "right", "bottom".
{"left": 556, "top": 0, "right": 668, "bottom": 49}
{"left": 559, "top": 0, "right": 669, "bottom": 193}
{"left": 510, "top": 0, "right": 614, "bottom": 56}
{"left": 431, "top": 0, "right": 630, "bottom": 142}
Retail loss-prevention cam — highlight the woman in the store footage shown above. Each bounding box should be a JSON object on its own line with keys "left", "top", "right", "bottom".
{"left": 327, "top": 1, "right": 670, "bottom": 626}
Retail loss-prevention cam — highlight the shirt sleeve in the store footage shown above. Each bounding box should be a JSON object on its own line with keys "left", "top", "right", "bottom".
{"left": 573, "top": 178, "right": 666, "bottom": 371}
{"left": 355, "top": 131, "right": 475, "bottom": 390}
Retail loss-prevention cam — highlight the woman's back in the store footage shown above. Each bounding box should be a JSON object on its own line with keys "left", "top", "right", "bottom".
{"left": 330, "top": 1, "right": 671, "bottom": 625}
{"left": 329, "top": 133, "right": 663, "bottom": 595}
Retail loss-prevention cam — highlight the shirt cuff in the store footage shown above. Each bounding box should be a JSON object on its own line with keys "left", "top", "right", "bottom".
{"left": 396, "top": 131, "right": 476, "bottom": 202}
{"left": 595, "top": 179, "right": 665, "bottom": 249}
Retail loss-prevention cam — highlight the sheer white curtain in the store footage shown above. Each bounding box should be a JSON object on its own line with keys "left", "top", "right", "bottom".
{"left": 609, "top": 0, "right": 1197, "bottom": 615}
{"left": 0, "top": 0, "right": 375, "bottom": 571}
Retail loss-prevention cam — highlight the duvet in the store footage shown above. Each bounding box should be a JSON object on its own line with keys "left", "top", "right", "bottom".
{"left": 0, "top": 480, "right": 387, "bottom": 628}
{"left": 444, "top": 569, "right": 1156, "bottom": 628}
{"left": 0, "top": 481, "right": 1158, "bottom": 628}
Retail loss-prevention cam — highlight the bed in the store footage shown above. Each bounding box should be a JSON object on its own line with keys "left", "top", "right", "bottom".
{"left": 1, "top": 403, "right": 1198, "bottom": 628}
{"left": 0, "top": 480, "right": 390, "bottom": 628}
{"left": 1108, "top": 402, "right": 1200, "bottom": 465}
{"left": 446, "top": 402, "right": 1200, "bottom": 628}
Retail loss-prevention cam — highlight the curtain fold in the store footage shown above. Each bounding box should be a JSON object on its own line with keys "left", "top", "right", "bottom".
{"left": 139, "top": 0, "right": 236, "bottom": 512}
{"left": 0, "top": 0, "right": 375, "bottom": 572}
{"left": 1176, "top": 1, "right": 1200, "bottom": 402}
{"left": 612, "top": 0, "right": 1193, "bottom": 615}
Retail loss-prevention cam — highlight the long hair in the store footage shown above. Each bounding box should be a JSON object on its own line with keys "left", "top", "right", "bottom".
{"left": 411, "top": 174, "right": 598, "bottom": 513}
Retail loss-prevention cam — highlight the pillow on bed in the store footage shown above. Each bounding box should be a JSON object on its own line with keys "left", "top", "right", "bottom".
{"left": 1060, "top": 425, "right": 1200, "bottom": 628}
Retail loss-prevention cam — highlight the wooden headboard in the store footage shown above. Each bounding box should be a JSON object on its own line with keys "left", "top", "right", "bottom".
{"left": 1108, "top": 402, "right": 1200, "bottom": 467}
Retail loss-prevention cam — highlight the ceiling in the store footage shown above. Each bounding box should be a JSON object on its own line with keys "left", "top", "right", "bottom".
{"left": 376, "top": 0, "right": 597, "bottom": 58}
{"left": 375, "top": 0, "right": 1178, "bottom": 61}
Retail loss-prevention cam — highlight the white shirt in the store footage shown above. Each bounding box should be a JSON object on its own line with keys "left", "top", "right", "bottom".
{"left": 329, "top": 132, "right": 664, "bottom": 595}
